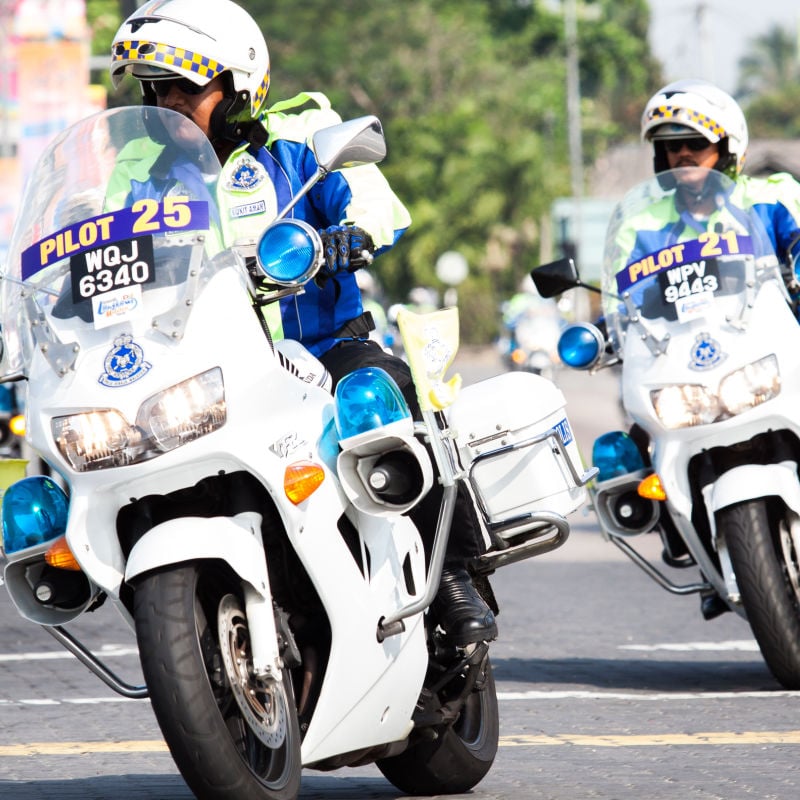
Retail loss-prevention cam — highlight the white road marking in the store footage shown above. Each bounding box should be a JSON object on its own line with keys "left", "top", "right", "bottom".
{"left": 0, "top": 644, "right": 138, "bottom": 662}
{"left": 498, "top": 689, "right": 800, "bottom": 700}
{"left": 2, "top": 642, "right": 791, "bottom": 709}
{"left": 0, "top": 696, "right": 142, "bottom": 707}
{"left": 2, "top": 690, "right": 797, "bottom": 708}
{"left": 619, "top": 639, "right": 760, "bottom": 652}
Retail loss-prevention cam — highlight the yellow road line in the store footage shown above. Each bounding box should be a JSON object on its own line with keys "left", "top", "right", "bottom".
{"left": 2, "top": 731, "right": 800, "bottom": 756}
{"left": 0, "top": 740, "right": 169, "bottom": 756}
{"left": 500, "top": 731, "right": 800, "bottom": 747}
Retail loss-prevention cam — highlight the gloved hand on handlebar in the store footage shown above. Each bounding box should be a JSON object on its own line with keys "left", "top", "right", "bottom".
{"left": 319, "top": 224, "right": 375, "bottom": 274}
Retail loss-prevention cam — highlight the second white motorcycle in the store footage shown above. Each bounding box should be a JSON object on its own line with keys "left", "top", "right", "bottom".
{"left": 533, "top": 166, "right": 800, "bottom": 690}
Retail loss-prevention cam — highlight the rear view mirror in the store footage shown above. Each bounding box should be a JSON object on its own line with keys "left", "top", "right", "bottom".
{"left": 530, "top": 258, "right": 582, "bottom": 298}
{"left": 275, "top": 116, "right": 388, "bottom": 221}
{"left": 312, "top": 116, "right": 387, "bottom": 173}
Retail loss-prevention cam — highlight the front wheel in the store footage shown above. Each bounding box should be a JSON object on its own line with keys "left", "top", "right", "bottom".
{"left": 133, "top": 563, "right": 302, "bottom": 800}
{"left": 717, "top": 500, "right": 800, "bottom": 689}
{"left": 376, "top": 654, "right": 498, "bottom": 795}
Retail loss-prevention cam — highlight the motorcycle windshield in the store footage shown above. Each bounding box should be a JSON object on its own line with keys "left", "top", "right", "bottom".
{"left": 600, "top": 167, "right": 786, "bottom": 352}
{"left": 1, "top": 106, "right": 230, "bottom": 379}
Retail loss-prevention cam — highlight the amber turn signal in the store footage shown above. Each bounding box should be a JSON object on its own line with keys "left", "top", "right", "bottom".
{"left": 638, "top": 472, "right": 667, "bottom": 501}
{"left": 284, "top": 461, "right": 325, "bottom": 505}
{"left": 45, "top": 536, "right": 82, "bottom": 571}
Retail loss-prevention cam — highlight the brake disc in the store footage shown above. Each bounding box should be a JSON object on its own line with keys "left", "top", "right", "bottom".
{"left": 217, "top": 593, "right": 288, "bottom": 748}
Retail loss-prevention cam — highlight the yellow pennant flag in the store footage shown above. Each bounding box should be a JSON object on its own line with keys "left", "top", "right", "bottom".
{"left": 396, "top": 306, "right": 462, "bottom": 411}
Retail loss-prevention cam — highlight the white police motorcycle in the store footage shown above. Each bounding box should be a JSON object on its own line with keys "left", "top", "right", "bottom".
{"left": 0, "top": 106, "right": 592, "bottom": 800}
{"left": 532, "top": 167, "right": 800, "bottom": 690}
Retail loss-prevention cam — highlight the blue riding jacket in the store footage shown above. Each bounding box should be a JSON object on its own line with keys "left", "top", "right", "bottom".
{"left": 110, "top": 92, "right": 411, "bottom": 357}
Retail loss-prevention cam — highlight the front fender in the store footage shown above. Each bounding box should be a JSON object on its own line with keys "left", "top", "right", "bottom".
{"left": 708, "top": 462, "right": 800, "bottom": 516}
{"left": 125, "top": 511, "right": 269, "bottom": 598}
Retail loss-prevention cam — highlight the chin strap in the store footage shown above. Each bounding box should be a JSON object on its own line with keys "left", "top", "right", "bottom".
{"left": 210, "top": 85, "right": 268, "bottom": 150}
{"left": 211, "top": 115, "right": 268, "bottom": 151}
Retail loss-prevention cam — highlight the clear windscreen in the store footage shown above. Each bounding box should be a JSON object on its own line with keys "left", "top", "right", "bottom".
{"left": 600, "top": 168, "right": 785, "bottom": 352}
{"left": 1, "top": 106, "right": 231, "bottom": 379}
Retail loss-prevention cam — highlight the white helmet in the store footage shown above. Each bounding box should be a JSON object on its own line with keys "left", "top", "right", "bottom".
{"left": 641, "top": 80, "right": 748, "bottom": 178}
{"left": 111, "top": 0, "right": 270, "bottom": 144}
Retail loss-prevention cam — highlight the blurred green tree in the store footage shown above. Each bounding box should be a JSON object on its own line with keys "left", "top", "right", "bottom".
{"left": 737, "top": 25, "right": 800, "bottom": 139}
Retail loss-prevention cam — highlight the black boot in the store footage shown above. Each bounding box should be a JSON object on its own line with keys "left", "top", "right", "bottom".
{"left": 431, "top": 568, "right": 498, "bottom": 645}
{"left": 700, "top": 590, "right": 730, "bottom": 620}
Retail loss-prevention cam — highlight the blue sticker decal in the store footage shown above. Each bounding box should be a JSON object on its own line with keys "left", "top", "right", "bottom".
{"left": 21, "top": 199, "right": 209, "bottom": 280}
{"left": 688, "top": 332, "right": 725, "bottom": 371}
{"left": 98, "top": 333, "right": 152, "bottom": 387}
{"left": 553, "top": 417, "right": 574, "bottom": 446}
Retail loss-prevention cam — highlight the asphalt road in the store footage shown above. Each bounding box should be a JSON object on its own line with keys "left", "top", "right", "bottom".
{"left": 1, "top": 350, "right": 799, "bottom": 800}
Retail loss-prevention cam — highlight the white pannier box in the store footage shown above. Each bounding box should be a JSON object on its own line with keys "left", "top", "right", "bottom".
{"left": 447, "top": 371, "right": 590, "bottom": 538}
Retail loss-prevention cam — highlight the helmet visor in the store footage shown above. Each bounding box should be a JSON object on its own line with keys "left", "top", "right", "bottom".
{"left": 650, "top": 122, "right": 719, "bottom": 143}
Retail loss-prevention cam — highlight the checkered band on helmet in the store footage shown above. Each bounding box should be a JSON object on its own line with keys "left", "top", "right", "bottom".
{"left": 644, "top": 105, "right": 726, "bottom": 142}
{"left": 252, "top": 74, "right": 270, "bottom": 115}
{"left": 112, "top": 41, "right": 226, "bottom": 83}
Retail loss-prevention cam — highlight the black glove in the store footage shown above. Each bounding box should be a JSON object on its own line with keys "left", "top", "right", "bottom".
{"left": 319, "top": 224, "right": 375, "bottom": 274}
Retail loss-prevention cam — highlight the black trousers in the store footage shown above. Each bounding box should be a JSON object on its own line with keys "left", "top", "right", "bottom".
{"left": 319, "top": 339, "right": 486, "bottom": 569}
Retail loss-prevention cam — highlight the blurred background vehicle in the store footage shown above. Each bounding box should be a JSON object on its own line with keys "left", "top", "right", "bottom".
{"left": 498, "top": 276, "right": 563, "bottom": 379}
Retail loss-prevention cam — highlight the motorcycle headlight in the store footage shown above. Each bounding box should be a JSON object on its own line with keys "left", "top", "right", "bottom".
{"left": 718, "top": 354, "right": 779, "bottom": 416}
{"left": 650, "top": 355, "right": 780, "bottom": 429}
{"left": 136, "top": 367, "right": 226, "bottom": 451}
{"left": 52, "top": 408, "right": 138, "bottom": 472}
{"left": 52, "top": 367, "right": 225, "bottom": 471}
{"left": 650, "top": 384, "right": 720, "bottom": 429}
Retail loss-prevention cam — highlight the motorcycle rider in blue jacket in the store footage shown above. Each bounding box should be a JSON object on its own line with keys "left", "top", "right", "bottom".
{"left": 109, "top": 0, "right": 497, "bottom": 646}
{"left": 631, "top": 80, "right": 800, "bottom": 298}
{"left": 623, "top": 79, "right": 800, "bottom": 619}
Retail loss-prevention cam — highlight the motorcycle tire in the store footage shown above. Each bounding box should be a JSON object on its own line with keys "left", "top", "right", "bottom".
{"left": 717, "top": 500, "right": 800, "bottom": 690}
{"left": 133, "top": 562, "right": 302, "bottom": 800}
{"left": 375, "top": 655, "right": 498, "bottom": 795}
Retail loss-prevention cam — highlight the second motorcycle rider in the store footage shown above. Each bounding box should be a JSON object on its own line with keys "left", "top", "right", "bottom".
{"left": 638, "top": 79, "right": 800, "bottom": 300}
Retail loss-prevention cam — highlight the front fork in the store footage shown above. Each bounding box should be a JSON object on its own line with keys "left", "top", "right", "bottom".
{"left": 243, "top": 578, "right": 283, "bottom": 680}
{"left": 125, "top": 510, "right": 283, "bottom": 679}
{"left": 42, "top": 511, "right": 283, "bottom": 699}
{"left": 702, "top": 461, "right": 800, "bottom": 605}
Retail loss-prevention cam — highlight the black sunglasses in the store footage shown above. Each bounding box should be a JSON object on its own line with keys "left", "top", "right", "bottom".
{"left": 663, "top": 137, "right": 713, "bottom": 153}
{"left": 149, "top": 77, "right": 207, "bottom": 98}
